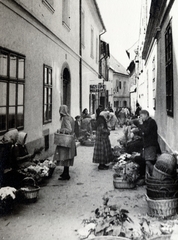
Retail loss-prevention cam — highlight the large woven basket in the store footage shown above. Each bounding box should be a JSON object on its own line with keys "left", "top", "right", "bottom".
{"left": 113, "top": 174, "right": 136, "bottom": 189}
{"left": 145, "top": 194, "right": 178, "bottom": 218}
{"left": 146, "top": 187, "right": 178, "bottom": 200}
{"left": 146, "top": 179, "right": 178, "bottom": 191}
{"left": 155, "top": 153, "right": 177, "bottom": 175}
{"left": 152, "top": 166, "right": 174, "bottom": 180}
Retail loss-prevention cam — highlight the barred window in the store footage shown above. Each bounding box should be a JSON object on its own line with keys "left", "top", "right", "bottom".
{"left": 0, "top": 47, "right": 25, "bottom": 134}
{"left": 165, "top": 23, "right": 173, "bottom": 117}
{"left": 43, "top": 65, "right": 52, "bottom": 124}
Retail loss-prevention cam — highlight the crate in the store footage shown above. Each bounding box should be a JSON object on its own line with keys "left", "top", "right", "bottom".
{"left": 54, "top": 133, "right": 74, "bottom": 148}
{"left": 145, "top": 194, "right": 178, "bottom": 218}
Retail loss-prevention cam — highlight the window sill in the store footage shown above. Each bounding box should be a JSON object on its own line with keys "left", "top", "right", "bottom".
{"left": 43, "top": 120, "right": 52, "bottom": 125}
{"left": 42, "top": 0, "right": 55, "bottom": 13}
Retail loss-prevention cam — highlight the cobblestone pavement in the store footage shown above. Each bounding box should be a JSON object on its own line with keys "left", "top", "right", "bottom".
{"left": 0, "top": 128, "right": 149, "bottom": 240}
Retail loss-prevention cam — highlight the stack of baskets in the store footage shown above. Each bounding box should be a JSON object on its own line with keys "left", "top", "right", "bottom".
{"left": 146, "top": 153, "right": 178, "bottom": 218}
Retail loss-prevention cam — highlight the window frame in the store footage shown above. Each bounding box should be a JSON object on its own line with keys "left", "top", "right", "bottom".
{"left": 0, "top": 47, "right": 25, "bottom": 135}
{"left": 165, "top": 22, "right": 173, "bottom": 117}
{"left": 42, "top": 0, "right": 55, "bottom": 13}
{"left": 43, "top": 64, "right": 52, "bottom": 124}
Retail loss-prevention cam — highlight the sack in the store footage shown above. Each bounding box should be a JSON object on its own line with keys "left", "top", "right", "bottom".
{"left": 54, "top": 133, "right": 74, "bottom": 148}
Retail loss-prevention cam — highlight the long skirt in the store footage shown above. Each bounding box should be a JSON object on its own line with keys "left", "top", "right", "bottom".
{"left": 93, "top": 132, "right": 113, "bottom": 164}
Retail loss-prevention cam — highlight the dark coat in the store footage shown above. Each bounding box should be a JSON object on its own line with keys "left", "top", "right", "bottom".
{"left": 139, "top": 117, "right": 158, "bottom": 148}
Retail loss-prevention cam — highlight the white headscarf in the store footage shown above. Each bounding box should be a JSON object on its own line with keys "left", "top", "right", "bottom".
{"left": 59, "top": 105, "right": 69, "bottom": 116}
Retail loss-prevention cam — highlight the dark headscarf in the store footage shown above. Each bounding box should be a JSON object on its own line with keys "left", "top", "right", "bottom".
{"left": 95, "top": 115, "right": 108, "bottom": 130}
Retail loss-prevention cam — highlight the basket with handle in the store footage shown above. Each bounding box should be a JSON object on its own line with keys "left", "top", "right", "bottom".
{"left": 145, "top": 194, "right": 178, "bottom": 218}
{"left": 20, "top": 177, "right": 40, "bottom": 203}
{"left": 54, "top": 132, "right": 74, "bottom": 148}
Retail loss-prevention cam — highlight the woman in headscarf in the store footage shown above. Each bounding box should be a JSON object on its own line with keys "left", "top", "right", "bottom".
{"left": 93, "top": 115, "right": 113, "bottom": 170}
{"left": 53, "top": 105, "right": 76, "bottom": 180}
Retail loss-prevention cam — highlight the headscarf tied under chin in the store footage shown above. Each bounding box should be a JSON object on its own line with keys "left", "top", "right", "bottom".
{"left": 17, "top": 132, "right": 27, "bottom": 145}
{"left": 59, "top": 105, "right": 69, "bottom": 118}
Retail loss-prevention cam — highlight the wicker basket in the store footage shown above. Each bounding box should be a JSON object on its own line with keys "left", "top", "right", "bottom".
{"left": 146, "top": 181, "right": 178, "bottom": 191}
{"left": 149, "top": 235, "right": 171, "bottom": 240}
{"left": 113, "top": 174, "right": 136, "bottom": 189}
{"left": 146, "top": 187, "right": 178, "bottom": 200}
{"left": 20, "top": 177, "right": 40, "bottom": 203}
{"left": 152, "top": 166, "right": 174, "bottom": 180}
{"left": 145, "top": 194, "right": 178, "bottom": 218}
{"left": 146, "top": 174, "right": 176, "bottom": 184}
{"left": 155, "top": 153, "right": 177, "bottom": 175}
{"left": 54, "top": 133, "right": 74, "bottom": 148}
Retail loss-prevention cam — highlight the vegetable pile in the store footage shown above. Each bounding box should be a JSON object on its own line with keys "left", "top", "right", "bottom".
{"left": 20, "top": 159, "right": 56, "bottom": 182}
{"left": 113, "top": 154, "right": 140, "bottom": 183}
{"left": 0, "top": 187, "right": 16, "bottom": 200}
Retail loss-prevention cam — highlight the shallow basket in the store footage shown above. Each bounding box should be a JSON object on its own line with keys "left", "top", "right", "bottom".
{"left": 113, "top": 174, "right": 136, "bottom": 189}
{"left": 20, "top": 186, "right": 40, "bottom": 203}
{"left": 20, "top": 177, "right": 40, "bottom": 203}
{"left": 145, "top": 194, "right": 178, "bottom": 218}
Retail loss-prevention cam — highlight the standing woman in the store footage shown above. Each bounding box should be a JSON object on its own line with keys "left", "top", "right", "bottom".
{"left": 53, "top": 105, "right": 76, "bottom": 180}
{"left": 93, "top": 115, "right": 113, "bottom": 170}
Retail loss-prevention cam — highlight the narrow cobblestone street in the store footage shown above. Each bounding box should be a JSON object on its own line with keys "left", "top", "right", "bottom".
{"left": 0, "top": 129, "right": 148, "bottom": 240}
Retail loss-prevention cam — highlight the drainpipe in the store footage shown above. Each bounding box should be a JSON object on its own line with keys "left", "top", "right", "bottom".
{"left": 79, "top": 0, "right": 82, "bottom": 112}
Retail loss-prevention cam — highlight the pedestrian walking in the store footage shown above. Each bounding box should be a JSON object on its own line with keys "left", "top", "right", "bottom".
{"left": 135, "top": 103, "right": 141, "bottom": 118}
{"left": 53, "top": 105, "right": 76, "bottom": 180}
{"left": 118, "top": 107, "right": 126, "bottom": 127}
{"left": 93, "top": 115, "right": 113, "bottom": 170}
{"left": 138, "top": 110, "right": 161, "bottom": 176}
{"left": 74, "top": 115, "right": 81, "bottom": 140}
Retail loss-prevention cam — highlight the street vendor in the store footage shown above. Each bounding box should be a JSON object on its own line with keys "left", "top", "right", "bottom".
{"left": 138, "top": 110, "right": 161, "bottom": 176}
{"left": 53, "top": 105, "right": 76, "bottom": 180}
